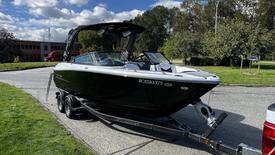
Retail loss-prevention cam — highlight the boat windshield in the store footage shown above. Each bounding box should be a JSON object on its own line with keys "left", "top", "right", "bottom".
{"left": 144, "top": 52, "right": 170, "bottom": 65}
{"left": 90, "top": 52, "right": 126, "bottom": 66}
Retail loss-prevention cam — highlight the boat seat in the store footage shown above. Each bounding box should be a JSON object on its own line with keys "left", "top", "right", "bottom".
{"left": 127, "top": 62, "right": 151, "bottom": 71}
{"left": 150, "top": 62, "right": 173, "bottom": 72}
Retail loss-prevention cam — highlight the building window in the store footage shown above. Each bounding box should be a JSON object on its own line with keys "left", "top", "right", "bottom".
{"left": 44, "top": 45, "right": 48, "bottom": 51}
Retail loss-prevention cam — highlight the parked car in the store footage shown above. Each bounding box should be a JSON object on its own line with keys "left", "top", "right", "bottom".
{"left": 45, "top": 51, "right": 79, "bottom": 61}
{"left": 44, "top": 51, "right": 62, "bottom": 61}
{"left": 262, "top": 103, "right": 275, "bottom": 155}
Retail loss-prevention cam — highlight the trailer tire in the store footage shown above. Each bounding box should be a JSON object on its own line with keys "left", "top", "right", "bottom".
{"left": 57, "top": 91, "right": 65, "bottom": 113}
{"left": 64, "top": 95, "right": 75, "bottom": 119}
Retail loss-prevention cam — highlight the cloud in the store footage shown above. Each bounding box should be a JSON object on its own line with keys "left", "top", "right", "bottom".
{"left": 29, "top": 5, "right": 143, "bottom": 28}
{"left": 0, "top": 12, "right": 14, "bottom": 23}
{"left": 1, "top": 4, "right": 144, "bottom": 42}
{"left": 0, "top": 23, "right": 70, "bottom": 42}
{"left": 29, "top": 7, "right": 74, "bottom": 18}
{"left": 64, "top": 0, "right": 89, "bottom": 6}
{"left": 151, "top": 0, "right": 181, "bottom": 9}
{"left": 16, "top": 28, "right": 69, "bottom": 42}
{"left": 13, "top": 0, "right": 58, "bottom": 8}
{"left": 112, "top": 10, "right": 144, "bottom": 22}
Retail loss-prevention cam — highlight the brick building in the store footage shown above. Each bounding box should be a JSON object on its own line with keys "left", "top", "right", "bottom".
{"left": 14, "top": 40, "right": 68, "bottom": 61}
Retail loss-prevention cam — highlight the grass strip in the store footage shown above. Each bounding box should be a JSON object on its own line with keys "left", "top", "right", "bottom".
{"left": 0, "top": 83, "right": 93, "bottom": 155}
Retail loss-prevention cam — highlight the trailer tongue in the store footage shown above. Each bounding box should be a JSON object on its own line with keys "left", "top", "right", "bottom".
{"left": 61, "top": 94, "right": 262, "bottom": 155}
{"left": 48, "top": 83, "right": 264, "bottom": 155}
{"left": 81, "top": 101, "right": 237, "bottom": 154}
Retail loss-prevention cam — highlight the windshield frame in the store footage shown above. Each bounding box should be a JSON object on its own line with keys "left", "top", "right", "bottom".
{"left": 72, "top": 51, "right": 126, "bottom": 66}
{"left": 143, "top": 51, "right": 170, "bottom": 65}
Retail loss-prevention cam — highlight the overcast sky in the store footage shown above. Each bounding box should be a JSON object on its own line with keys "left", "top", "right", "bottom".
{"left": 0, "top": 0, "right": 182, "bottom": 42}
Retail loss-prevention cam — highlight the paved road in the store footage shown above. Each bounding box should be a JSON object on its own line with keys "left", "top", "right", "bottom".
{"left": 0, "top": 67, "right": 274, "bottom": 155}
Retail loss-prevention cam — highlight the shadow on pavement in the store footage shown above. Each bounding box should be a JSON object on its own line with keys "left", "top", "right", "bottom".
{"left": 70, "top": 105, "right": 262, "bottom": 154}
{"left": 174, "top": 106, "right": 262, "bottom": 149}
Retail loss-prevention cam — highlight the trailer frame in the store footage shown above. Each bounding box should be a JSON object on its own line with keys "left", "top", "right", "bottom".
{"left": 57, "top": 90, "right": 262, "bottom": 155}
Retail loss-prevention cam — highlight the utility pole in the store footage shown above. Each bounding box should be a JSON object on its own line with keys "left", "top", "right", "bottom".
{"left": 215, "top": 0, "right": 221, "bottom": 34}
{"left": 48, "top": 27, "right": 51, "bottom": 42}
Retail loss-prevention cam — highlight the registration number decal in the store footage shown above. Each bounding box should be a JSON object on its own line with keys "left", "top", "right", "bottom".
{"left": 139, "top": 79, "right": 173, "bottom": 87}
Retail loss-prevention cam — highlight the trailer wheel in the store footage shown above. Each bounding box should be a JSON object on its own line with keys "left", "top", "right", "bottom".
{"left": 57, "top": 91, "right": 65, "bottom": 113}
{"left": 64, "top": 95, "right": 75, "bottom": 119}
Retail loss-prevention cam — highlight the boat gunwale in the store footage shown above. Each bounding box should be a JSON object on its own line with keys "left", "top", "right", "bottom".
{"left": 54, "top": 62, "right": 220, "bottom": 85}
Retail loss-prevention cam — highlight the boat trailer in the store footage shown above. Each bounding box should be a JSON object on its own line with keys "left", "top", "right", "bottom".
{"left": 53, "top": 89, "right": 262, "bottom": 155}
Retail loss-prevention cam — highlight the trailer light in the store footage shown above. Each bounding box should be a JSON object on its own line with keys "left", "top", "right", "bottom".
{"left": 262, "top": 121, "right": 275, "bottom": 155}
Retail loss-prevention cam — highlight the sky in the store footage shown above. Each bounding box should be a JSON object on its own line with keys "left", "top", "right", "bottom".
{"left": 0, "top": 0, "right": 183, "bottom": 42}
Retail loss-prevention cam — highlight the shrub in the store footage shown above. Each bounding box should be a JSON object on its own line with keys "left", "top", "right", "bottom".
{"left": 190, "top": 56, "right": 215, "bottom": 66}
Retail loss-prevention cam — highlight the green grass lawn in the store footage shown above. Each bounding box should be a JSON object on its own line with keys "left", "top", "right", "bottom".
{"left": 197, "top": 66, "right": 275, "bottom": 86}
{"left": 0, "top": 83, "right": 93, "bottom": 155}
{"left": 0, "top": 62, "right": 58, "bottom": 71}
{"left": 172, "top": 60, "right": 275, "bottom": 86}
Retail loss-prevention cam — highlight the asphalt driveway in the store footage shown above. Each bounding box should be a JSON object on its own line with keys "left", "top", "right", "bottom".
{"left": 0, "top": 67, "right": 274, "bottom": 155}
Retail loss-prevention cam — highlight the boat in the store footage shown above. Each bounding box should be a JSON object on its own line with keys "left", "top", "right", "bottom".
{"left": 53, "top": 22, "right": 220, "bottom": 117}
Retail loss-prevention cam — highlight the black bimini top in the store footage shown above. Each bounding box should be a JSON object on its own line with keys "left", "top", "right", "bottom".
{"left": 75, "top": 22, "right": 144, "bottom": 34}
{"left": 64, "top": 22, "right": 144, "bottom": 61}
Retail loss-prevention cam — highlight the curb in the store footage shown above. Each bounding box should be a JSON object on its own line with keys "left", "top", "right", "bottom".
{"left": 219, "top": 84, "right": 275, "bottom": 87}
{"left": 0, "top": 66, "right": 55, "bottom": 72}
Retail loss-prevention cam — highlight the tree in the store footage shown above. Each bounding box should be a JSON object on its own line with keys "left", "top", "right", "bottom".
{"left": 202, "top": 19, "right": 274, "bottom": 65}
{"left": 180, "top": 0, "right": 213, "bottom": 33}
{"left": 256, "top": 0, "right": 275, "bottom": 30}
{"left": 0, "top": 29, "right": 19, "bottom": 63}
{"left": 159, "top": 36, "right": 177, "bottom": 60}
{"left": 132, "top": 6, "right": 175, "bottom": 52}
{"left": 160, "top": 30, "right": 202, "bottom": 64}
{"left": 78, "top": 30, "right": 103, "bottom": 53}
{"left": 178, "top": 0, "right": 258, "bottom": 33}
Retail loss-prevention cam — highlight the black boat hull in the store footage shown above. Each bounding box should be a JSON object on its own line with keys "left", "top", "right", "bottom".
{"left": 54, "top": 70, "right": 218, "bottom": 117}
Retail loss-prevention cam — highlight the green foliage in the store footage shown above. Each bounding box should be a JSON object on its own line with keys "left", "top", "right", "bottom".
{"left": 190, "top": 56, "right": 215, "bottom": 66}
{"left": 72, "top": 1, "right": 274, "bottom": 65}
{"left": 0, "top": 29, "right": 21, "bottom": 63}
{"left": 159, "top": 36, "right": 176, "bottom": 60}
{"left": 160, "top": 31, "right": 202, "bottom": 63}
{"left": 256, "top": 0, "right": 275, "bottom": 30}
{"left": 133, "top": 0, "right": 275, "bottom": 66}
{"left": 78, "top": 30, "right": 103, "bottom": 53}
{"left": 202, "top": 20, "right": 274, "bottom": 63}
{"left": 180, "top": 0, "right": 212, "bottom": 33}
{"left": 133, "top": 6, "right": 175, "bottom": 52}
